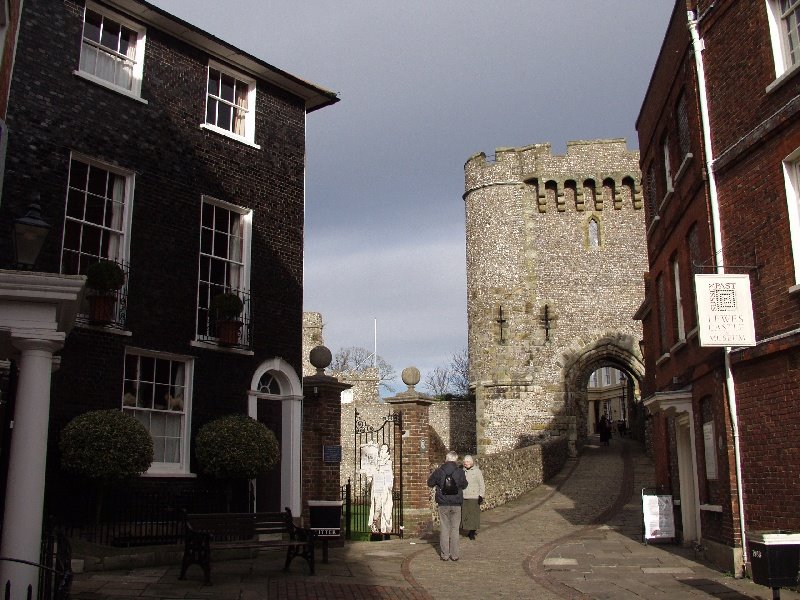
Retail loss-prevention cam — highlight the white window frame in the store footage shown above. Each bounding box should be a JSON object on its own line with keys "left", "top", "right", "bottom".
{"left": 196, "top": 195, "right": 253, "bottom": 342}
{"left": 201, "top": 61, "right": 259, "bottom": 148}
{"left": 663, "top": 137, "right": 674, "bottom": 195}
{"left": 122, "top": 348, "right": 194, "bottom": 476}
{"left": 672, "top": 258, "right": 686, "bottom": 342}
{"left": 75, "top": 1, "right": 147, "bottom": 101}
{"left": 767, "top": 0, "right": 800, "bottom": 81}
{"left": 60, "top": 153, "right": 134, "bottom": 275}
{"left": 783, "top": 148, "right": 800, "bottom": 288}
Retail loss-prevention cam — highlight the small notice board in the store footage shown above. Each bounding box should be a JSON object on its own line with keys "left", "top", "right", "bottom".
{"left": 641, "top": 487, "right": 675, "bottom": 543}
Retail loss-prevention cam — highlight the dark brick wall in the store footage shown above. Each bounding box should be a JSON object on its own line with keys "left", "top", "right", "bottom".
{"left": 1, "top": 0, "right": 309, "bottom": 509}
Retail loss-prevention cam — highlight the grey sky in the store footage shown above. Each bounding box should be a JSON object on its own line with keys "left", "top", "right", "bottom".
{"left": 150, "top": 1, "right": 674, "bottom": 393}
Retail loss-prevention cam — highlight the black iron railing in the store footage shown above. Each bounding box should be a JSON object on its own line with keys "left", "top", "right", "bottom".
{"left": 0, "top": 529, "right": 71, "bottom": 600}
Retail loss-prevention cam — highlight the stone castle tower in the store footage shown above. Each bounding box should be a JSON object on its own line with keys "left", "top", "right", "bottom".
{"left": 463, "top": 139, "right": 647, "bottom": 455}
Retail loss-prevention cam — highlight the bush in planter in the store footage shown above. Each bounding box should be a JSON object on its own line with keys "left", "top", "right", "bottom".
{"left": 195, "top": 414, "right": 279, "bottom": 480}
{"left": 86, "top": 260, "right": 124, "bottom": 294}
{"left": 59, "top": 409, "right": 153, "bottom": 523}
{"left": 210, "top": 292, "right": 244, "bottom": 321}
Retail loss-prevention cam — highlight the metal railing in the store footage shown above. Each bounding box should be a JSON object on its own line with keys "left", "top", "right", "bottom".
{"left": 0, "top": 530, "right": 71, "bottom": 600}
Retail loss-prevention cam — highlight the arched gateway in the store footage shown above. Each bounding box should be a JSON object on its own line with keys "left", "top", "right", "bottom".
{"left": 464, "top": 140, "right": 647, "bottom": 455}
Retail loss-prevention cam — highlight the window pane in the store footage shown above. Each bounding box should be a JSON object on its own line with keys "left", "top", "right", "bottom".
{"left": 84, "top": 10, "right": 102, "bottom": 43}
{"left": 206, "top": 99, "right": 217, "bottom": 126}
{"left": 101, "top": 18, "right": 120, "bottom": 52}
{"left": 208, "top": 68, "right": 220, "bottom": 94}
{"left": 85, "top": 194, "right": 104, "bottom": 224}
{"left": 66, "top": 189, "right": 85, "bottom": 219}
{"left": 81, "top": 224, "right": 102, "bottom": 258}
{"left": 140, "top": 356, "right": 155, "bottom": 381}
{"left": 87, "top": 166, "right": 107, "bottom": 197}
{"left": 220, "top": 73, "right": 235, "bottom": 102}
{"left": 119, "top": 27, "right": 136, "bottom": 58}
{"left": 138, "top": 381, "right": 154, "bottom": 409}
{"left": 217, "top": 102, "right": 232, "bottom": 131}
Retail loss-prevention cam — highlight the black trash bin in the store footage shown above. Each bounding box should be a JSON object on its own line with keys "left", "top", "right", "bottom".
{"left": 747, "top": 531, "right": 800, "bottom": 590}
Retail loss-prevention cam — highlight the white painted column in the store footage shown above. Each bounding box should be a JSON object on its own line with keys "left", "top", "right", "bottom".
{"left": 0, "top": 337, "right": 63, "bottom": 599}
{"left": 280, "top": 395, "right": 303, "bottom": 515}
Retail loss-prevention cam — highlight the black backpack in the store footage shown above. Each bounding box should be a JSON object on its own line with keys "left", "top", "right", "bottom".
{"left": 441, "top": 471, "right": 458, "bottom": 495}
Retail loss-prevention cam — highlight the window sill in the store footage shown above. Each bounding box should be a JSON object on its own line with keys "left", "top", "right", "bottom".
{"left": 655, "top": 352, "right": 670, "bottom": 366}
{"left": 141, "top": 471, "right": 196, "bottom": 478}
{"left": 659, "top": 189, "right": 673, "bottom": 212}
{"left": 190, "top": 339, "right": 254, "bottom": 355}
{"left": 647, "top": 214, "right": 661, "bottom": 237}
{"left": 675, "top": 153, "right": 693, "bottom": 183}
{"left": 75, "top": 321, "right": 132, "bottom": 336}
{"left": 73, "top": 70, "right": 147, "bottom": 104}
{"left": 700, "top": 504, "right": 722, "bottom": 512}
{"left": 766, "top": 63, "right": 800, "bottom": 95}
{"left": 789, "top": 283, "right": 800, "bottom": 295}
{"left": 669, "top": 338, "right": 687, "bottom": 354}
{"left": 200, "top": 124, "right": 261, "bottom": 149}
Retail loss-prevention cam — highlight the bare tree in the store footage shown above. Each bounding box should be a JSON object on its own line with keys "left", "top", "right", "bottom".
{"left": 424, "top": 348, "right": 471, "bottom": 400}
{"left": 330, "top": 346, "right": 396, "bottom": 393}
{"left": 424, "top": 366, "right": 452, "bottom": 397}
{"left": 449, "top": 348, "right": 470, "bottom": 398}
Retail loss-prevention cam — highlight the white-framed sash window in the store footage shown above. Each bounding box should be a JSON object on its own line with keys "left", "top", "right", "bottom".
{"left": 78, "top": 1, "right": 146, "bottom": 97}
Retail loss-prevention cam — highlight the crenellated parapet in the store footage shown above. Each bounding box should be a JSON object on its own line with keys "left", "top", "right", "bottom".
{"left": 464, "top": 139, "right": 642, "bottom": 212}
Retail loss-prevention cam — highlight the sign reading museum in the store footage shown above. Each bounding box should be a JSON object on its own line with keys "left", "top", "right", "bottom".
{"left": 694, "top": 274, "right": 756, "bottom": 347}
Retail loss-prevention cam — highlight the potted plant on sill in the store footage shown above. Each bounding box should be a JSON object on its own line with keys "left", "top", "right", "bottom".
{"left": 210, "top": 291, "right": 244, "bottom": 345}
{"left": 86, "top": 260, "right": 124, "bottom": 324}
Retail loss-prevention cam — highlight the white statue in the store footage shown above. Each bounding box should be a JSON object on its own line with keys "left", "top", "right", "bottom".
{"left": 360, "top": 442, "right": 393, "bottom": 534}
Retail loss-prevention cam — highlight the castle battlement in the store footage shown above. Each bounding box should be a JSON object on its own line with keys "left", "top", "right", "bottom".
{"left": 464, "top": 139, "right": 641, "bottom": 212}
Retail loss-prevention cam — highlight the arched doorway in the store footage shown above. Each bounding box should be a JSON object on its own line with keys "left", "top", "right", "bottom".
{"left": 248, "top": 358, "right": 303, "bottom": 513}
{"left": 562, "top": 333, "right": 644, "bottom": 448}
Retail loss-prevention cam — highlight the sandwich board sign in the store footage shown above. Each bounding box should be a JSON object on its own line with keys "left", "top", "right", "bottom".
{"left": 642, "top": 488, "right": 675, "bottom": 543}
{"left": 694, "top": 274, "right": 756, "bottom": 347}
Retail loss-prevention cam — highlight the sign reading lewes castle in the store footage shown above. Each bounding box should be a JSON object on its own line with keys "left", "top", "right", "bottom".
{"left": 694, "top": 274, "right": 756, "bottom": 347}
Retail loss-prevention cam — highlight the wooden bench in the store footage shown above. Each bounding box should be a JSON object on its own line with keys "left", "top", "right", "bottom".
{"left": 178, "top": 509, "right": 314, "bottom": 585}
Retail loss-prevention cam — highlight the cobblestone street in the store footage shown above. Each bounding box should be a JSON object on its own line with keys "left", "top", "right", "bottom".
{"left": 72, "top": 438, "right": 800, "bottom": 599}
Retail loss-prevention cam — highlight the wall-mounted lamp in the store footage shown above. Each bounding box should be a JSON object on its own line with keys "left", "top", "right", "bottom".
{"left": 13, "top": 193, "right": 51, "bottom": 269}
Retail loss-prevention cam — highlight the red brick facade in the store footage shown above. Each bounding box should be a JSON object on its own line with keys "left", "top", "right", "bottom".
{"left": 637, "top": 0, "right": 800, "bottom": 574}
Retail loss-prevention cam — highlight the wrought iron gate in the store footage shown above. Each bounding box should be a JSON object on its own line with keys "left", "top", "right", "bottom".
{"left": 352, "top": 410, "right": 403, "bottom": 538}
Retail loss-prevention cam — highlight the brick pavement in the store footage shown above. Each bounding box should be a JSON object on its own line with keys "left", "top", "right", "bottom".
{"left": 71, "top": 437, "right": 800, "bottom": 599}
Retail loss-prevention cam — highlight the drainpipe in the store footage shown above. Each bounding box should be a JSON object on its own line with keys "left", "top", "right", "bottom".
{"left": 688, "top": 9, "right": 748, "bottom": 576}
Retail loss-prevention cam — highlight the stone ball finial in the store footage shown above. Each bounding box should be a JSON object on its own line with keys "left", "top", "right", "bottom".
{"left": 309, "top": 345, "right": 332, "bottom": 374}
{"left": 401, "top": 367, "right": 421, "bottom": 390}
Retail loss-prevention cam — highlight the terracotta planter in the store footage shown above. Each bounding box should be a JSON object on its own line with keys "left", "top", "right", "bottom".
{"left": 216, "top": 319, "right": 243, "bottom": 345}
{"left": 88, "top": 294, "right": 116, "bottom": 324}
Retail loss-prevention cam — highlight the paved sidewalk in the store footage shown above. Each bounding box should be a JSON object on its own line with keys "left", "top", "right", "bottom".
{"left": 71, "top": 438, "right": 800, "bottom": 599}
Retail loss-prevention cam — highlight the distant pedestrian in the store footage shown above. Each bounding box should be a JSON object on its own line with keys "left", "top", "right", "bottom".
{"left": 427, "top": 450, "right": 468, "bottom": 561}
{"left": 599, "top": 415, "right": 611, "bottom": 446}
{"left": 461, "top": 455, "right": 485, "bottom": 540}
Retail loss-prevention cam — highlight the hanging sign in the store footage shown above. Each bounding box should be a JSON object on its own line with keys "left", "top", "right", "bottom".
{"left": 694, "top": 274, "right": 756, "bottom": 347}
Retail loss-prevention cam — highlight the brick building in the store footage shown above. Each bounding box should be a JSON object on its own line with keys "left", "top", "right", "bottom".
{"left": 463, "top": 139, "right": 647, "bottom": 456}
{"left": 636, "top": 0, "right": 800, "bottom": 574}
{"left": 0, "top": 0, "right": 337, "bottom": 525}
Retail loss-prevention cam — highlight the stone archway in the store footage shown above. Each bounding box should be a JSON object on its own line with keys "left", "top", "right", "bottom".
{"left": 561, "top": 332, "right": 644, "bottom": 449}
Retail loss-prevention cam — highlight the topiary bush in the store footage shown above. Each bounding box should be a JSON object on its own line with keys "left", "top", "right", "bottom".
{"left": 195, "top": 414, "right": 279, "bottom": 480}
{"left": 59, "top": 409, "right": 153, "bottom": 524}
{"left": 210, "top": 292, "right": 244, "bottom": 321}
{"left": 60, "top": 409, "right": 153, "bottom": 480}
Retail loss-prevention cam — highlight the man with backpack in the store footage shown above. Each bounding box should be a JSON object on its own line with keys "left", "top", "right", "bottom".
{"left": 427, "top": 450, "right": 468, "bottom": 561}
